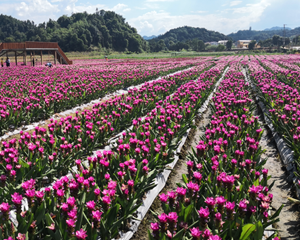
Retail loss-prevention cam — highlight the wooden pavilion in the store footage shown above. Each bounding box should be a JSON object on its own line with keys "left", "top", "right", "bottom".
{"left": 0, "top": 41, "right": 72, "bottom": 65}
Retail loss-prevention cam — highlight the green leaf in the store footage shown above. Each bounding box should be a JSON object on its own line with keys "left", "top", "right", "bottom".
{"left": 239, "top": 224, "right": 256, "bottom": 240}
{"left": 269, "top": 204, "right": 283, "bottom": 220}
{"left": 45, "top": 213, "right": 54, "bottom": 226}
{"left": 255, "top": 221, "right": 264, "bottom": 239}
{"left": 182, "top": 174, "right": 188, "bottom": 185}
{"left": 253, "top": 178, "right": 259, "bottom": 186}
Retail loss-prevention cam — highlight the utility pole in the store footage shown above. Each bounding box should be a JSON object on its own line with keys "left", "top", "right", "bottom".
{"left": 283, "top": 24, "right": 287, "bottom": 47}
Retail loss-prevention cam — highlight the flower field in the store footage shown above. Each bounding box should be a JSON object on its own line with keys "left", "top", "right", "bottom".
{"left": 0, "top": 55, "right": 300, "bottom": 240}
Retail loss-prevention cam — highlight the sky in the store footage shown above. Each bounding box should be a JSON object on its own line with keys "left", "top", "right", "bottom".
{"left": 0, "top": 0, "right": 299, "bottom": 36}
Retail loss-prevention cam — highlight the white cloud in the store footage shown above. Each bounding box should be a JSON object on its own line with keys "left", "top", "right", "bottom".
{"left": 129, "top": 0, "right": 273, "bottom": 35}
{"left": 0, "top": 0, "right": 59, "bottom": 22}
{"left": 135, "top": 7, "right": 147, "bottom": 10}
{"left": 112, "top": 3, "right": 127, "bottom": 12}
{"left": 191, "top": 10, "right": 207, "bottom": 14}
{"left": 230, "top": 1, "right": 242, "bottom": 6}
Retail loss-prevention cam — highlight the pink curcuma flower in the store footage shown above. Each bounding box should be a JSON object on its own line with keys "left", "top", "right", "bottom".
{"left": 158, "top": 213, "right": 168, "bottom": 223}
{"left": 0, "top": 202, "right": 10, "bottom": 212}
{"left": 176, "top": 187, "right": 186, "bottom": 197}
{"left": 186, "top": 160, "right": 194, "bottom": 168}
{"left": 209, "top": 235, "right": 222, "bottom": 240}
{"left": 225, "top": 201, "right": 235, "bottom": 211}
{"left": 151, "top": 222, "right": 160, "bottom": 231}
{"left": 61, "top": 203, "right": 69, "bottom": 212}
{"left": 159, "top": 193, "right": 168, "bottom": 203}
{"left": 86, "top": 200, "right": 96, "bottom": 210}
{"left": 167, "top": 212, "right": 178, "bottom": 223}
{"left": 25, "top": 189, "right": 35, "bottom": 198}
{"left": 102, "top": 195, "right": 111, "bottom": 205}
{"left": 4, "top": 237, "right": 14, "bottom": 240}
{"left": 11, "top": 192, "right": 23, "bottom": 205}
{"left": 205, "top": 197, "right": 216, "bottom": 210}
{"left": 92, "top": 210, "right": 102, "bottom": 221}
{"left": 66, "top": 218, "right": 76, "bottom": 227}
{"left": 190, "top": 227, "right": 202, "bottom": 238}
{"left": 16, "top": 233, "right": 26, "bottom": 240}
{"left": 198, "top": 207, "right": 210, "bottom": 219}
{"left": 76, "top": 228, "right": 88, "bottom": 239}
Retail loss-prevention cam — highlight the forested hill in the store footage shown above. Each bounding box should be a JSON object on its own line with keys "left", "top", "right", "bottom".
{"left": 0, "top": 11, "right": 147, "bottom": 52}
{"left": 147, "top": 26, "right": 229, "bottom": 52}
{"left": 228, "top": 28, "right": 300, "bottom": 41}
{"left": 151, "top": 26, "right": 229, "bottom": 43}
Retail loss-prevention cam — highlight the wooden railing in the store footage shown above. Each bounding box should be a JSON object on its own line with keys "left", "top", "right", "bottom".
{"left": 58, "top": 46, "right": 72, "bottom": 65}
{"left": 0, "top": 41, "right": 72, "bottom": 65}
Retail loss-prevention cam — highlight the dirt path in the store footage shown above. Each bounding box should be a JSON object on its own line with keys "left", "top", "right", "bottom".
{"left": 255, "top": 106, "right": 300, "bottom": 240}
{"left": 130, "top": 105, "right": 213, "bottom": 240}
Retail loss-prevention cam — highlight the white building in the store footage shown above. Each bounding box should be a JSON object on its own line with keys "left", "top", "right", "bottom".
{"left": 218, "top": 40, "right": 228, "bottom": 46}
{"left": 205, "top": 41, "right": 219, "bottom": 46}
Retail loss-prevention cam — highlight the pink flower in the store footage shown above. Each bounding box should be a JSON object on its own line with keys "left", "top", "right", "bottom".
{"left": 11, "top": 192, "right": 23, "bottom": 205}
{"left": 66, "top": 218, "right": 76, "bottom": 227}
{"left": 94, "top": 188, "right": 101, "bottom": 196}
{"left": 16, "top": 233, "right": 26, "bottom": 240}
{"left": 25, "top": 189, "right": 35, "bottom": 198}
{"left": 150, "top": 222, "right": 160, "bottom": 231}
{"left": 68, "top": 209, "right": 77, "bottom": 219}
{"left": 86, "top": 201, "right": 96, "bottom": 210}
{"left": 159, "top": 193, "right": 168, "bottom": 203}
{"left": 198, "top": 207, "right": 210, "bottom": 219}
{"left": 128, "top": 180, "right": 134, "bottom": 187}
{"left": 225, "top": 201, "right": 235, "bottom": 211}
{"left": 102, "top": 196, "right": 111, "bottom": 205}
{"left": 0, "top": 202, "right": 10, "bottom": 212}
{"left": 209, "top": 236, "right": 222, "bottom": 240}
{"left": 205, "top": 197, "right": 216, "bottom": 209}
{"left": 167, "top": 212, "right": 178, "bottom": 223}
{"left": 61, "top": 203, "right": 69, "bottom": 212}
{"left": 76, "top": 229, "right": 87, "bottom": 239}
{"left": 158, "top": 213, "right": 168, "bottom": 223}
{"left": 107, "top": 181, "right": 117, "bottom": 190}
{"left": 35, "top": 191, "right": 44, "bottom": 199}
{"left": 92, "top": 210, "right": 102, "bottom": 221}
{"left": 176, "top": 187, "right": 186, "bottom": 197}
{"left": 67, "top": 197, "right": 76, "bottom": 207}
{"left": 190, "top": 227, "right": 202, "bottom": 238}
{"left": 4, "top": 237, "right": 14, "bottom": 240}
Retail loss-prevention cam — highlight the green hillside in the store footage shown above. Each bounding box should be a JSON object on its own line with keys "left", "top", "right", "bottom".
{"left": 0, "top": 11, "right": 147, "bottom": 52}
{"left": 148, "top": 26, "right": 229, "bottom": 52}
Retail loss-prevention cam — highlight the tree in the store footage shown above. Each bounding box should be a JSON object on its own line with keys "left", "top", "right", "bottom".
{"left": 272, "top": 35, "right": 280, "bottom": 46}
{"left": 216, "top": 44, "right": 225, "bottom": 51}
{"left": 226, "top": 40, "right": 233, "bottom": 50}
{"left": 248, "top": 40, "right": 256, "bottom": 50}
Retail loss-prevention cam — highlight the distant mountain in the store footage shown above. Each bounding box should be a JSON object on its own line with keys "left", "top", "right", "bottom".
{"left": 150, "top": 26, "right": 229, "bottom": 43}
{"left": 228, "top": 27, "right": 300, "bottom": 41}
{"left": 143, "top": 35, "right": 157, "bottom": 40}
{"left": 264, "top": 26, "right": 292, "bottom": 31}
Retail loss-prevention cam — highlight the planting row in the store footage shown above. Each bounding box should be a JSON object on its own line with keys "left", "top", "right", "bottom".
{"left": 148, "top": 69, "right": 282, "bottom": 240}
{"left": 0, "top": 62, "right": 216, "bottom": 200}
{"left": 247, "top": 59, "right": 300, "bottom": 190}
{"left": 0, "top": 62, "right": 229, "bottom": 239}
{"left": 0, "top": 57, "right": 211, "bottom": 136}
